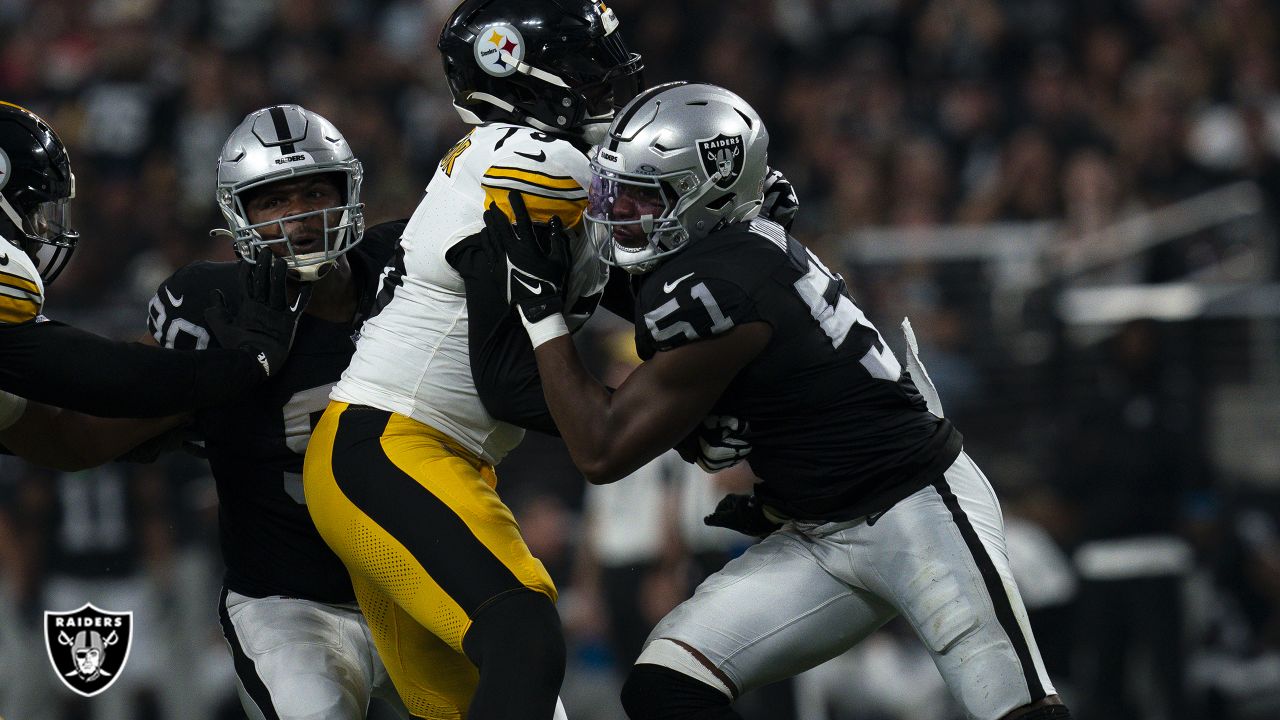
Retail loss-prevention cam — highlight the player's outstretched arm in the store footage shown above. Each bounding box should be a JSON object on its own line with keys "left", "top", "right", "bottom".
{"left": 0, "top": 254, "right": 302, "bottom": 418}
{"left": 0, "top": 401, "right": 189, "bottom": 471}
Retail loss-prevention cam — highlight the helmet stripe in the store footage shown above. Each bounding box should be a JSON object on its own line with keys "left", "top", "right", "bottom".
{"left": 268, "top": 106, "right": 297, "bottom": 154}
{"left": 607, "top": 81, "right": 687, "bottom": 151}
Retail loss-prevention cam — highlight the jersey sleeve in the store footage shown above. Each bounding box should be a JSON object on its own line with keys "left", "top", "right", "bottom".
{"left": 480, "top": 136, "right": 589, "bottom": 229}
{"left": 0, "top": 245, "right": 45, "bottom": 326}
{"left": 0, "top": 319, "right": 265, "bottom": 417}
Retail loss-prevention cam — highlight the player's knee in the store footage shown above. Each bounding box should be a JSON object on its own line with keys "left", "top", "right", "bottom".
{"left": 1000, "top": 700, "right": 1072, "bottom": 720}
{"left": 257, "top": 672, "right": 363, "bottom": 720}
{"left": 621, "top": 664, "right": 738, "bottom": 720}
{"left": 464, "top": 590, "right": 565, "bottom": 675}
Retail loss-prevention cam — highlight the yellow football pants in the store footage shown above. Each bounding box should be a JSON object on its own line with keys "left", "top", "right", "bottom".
{"left": 303, "top": 401, "right": 557, "bottom": 719}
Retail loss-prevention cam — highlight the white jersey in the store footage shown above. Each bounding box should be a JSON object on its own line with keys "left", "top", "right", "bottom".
{"left": 332, "top": 124, "right": 607, "bottom": 464}
{"left": 0, "top": 234, "right": 45, "bottom": 325}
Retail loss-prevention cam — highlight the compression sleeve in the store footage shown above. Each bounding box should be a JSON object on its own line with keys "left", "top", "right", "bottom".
{"left": 446, "top": 234, "right": 559, "bottom": 436}
{"left": 0, "top": 320, "right": 263, "bottom": 417}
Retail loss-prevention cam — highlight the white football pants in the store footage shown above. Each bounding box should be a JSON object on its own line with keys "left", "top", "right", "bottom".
{"left": 636, "top": 451, "right": 1056, "bottom": 720}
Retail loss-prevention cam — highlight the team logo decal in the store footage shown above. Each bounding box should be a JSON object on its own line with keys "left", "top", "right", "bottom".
{"left": 474, "top": 23, "right": 525, "bottom": 78}
{"left": 696, "top": 134, "right": 745, "bottom": 189}
{"left": 44, "top": 604, "right": 133, "bottom": 697}
{"left": 0, "top": 147, "right": 10, "bottom": 191}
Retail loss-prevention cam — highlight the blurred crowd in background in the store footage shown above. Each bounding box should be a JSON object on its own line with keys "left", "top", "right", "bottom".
{"left": 3, "top": 1, "right": 1280, "bottom": 719}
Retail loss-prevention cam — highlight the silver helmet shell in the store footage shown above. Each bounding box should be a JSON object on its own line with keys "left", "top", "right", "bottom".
{"left": 586, "top": 82, "right": 769, "bottom": 274}
{"left": 216, "top": 105, "right": 365, "bottom": 281}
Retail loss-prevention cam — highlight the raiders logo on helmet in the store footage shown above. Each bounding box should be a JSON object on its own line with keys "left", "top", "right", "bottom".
{"left": 696, "top": 134, "right": 745, "bottom": 189}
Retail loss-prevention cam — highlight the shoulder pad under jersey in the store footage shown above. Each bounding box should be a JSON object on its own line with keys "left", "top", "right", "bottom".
{"left": 147, "top": 261, "right": 239, "bottom": 350}
{"left": 0, "top": 237, "right": 45, "bottom": 326}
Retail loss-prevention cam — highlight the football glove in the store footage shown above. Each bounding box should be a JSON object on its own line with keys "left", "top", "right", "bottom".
{"left": 204, "top": 252, "right": 308, "bottom": 378}
{"left": 703, "top": 493, "right": 782, "bottom": 538}
{"left": 483, "top": 190, "right": 571, "bottom": 324}
{"left": 690, "top": 414, "right": 753, "bottom": 473}
{"left": 761, "top": 167, "right": 799, "bottom": 232}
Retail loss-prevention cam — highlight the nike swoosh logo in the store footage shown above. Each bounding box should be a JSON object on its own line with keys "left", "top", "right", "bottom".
{"left": 0, "top": 253, "right": 8, "bottom": 266}
{"left": 164, "top": 287, "right": 184, "bottom": 307}
{"left": 514, "top": 274, "right": 544, "bottom": 295}
{"left": 663, "top": 272, "right": 695, "bottom": 293}
{"left": 514, "top": 150, "right": 547, "bottom": 162}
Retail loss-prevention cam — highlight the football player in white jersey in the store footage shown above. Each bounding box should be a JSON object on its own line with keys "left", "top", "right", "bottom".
{"left": 0, "top": 101, "right": 301, "bottom": 450}
{"left": 302, "top": 2, "right": 642, "bottom": 719}
{"left": 489, "top": 82, "right": 1072, "bottom": 720}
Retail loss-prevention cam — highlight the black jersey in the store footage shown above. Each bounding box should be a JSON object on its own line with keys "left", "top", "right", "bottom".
{"left": 634, "top": 218, "right": 962, "bottom": 522}
{"left": 146, "top": 221, "right": 405, "bottom": 602}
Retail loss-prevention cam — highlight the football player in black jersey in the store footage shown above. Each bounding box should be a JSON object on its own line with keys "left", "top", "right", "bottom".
{"left": 488, "top": 82, "right": 1072, "bottom": 720}
{"left": 145, "top": 105, "right": 411, "bottom": 720}
{"left": 4, "top": 105, "right": 412, "bottom": 720}
{"left": 0, "top": 101, "right": 301, "bottom": 438}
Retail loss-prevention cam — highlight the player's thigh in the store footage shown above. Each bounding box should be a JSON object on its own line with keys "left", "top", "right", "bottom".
{"left": 218, "top": 590, "right": 377, "bottom": 720}
{"left": 352, "top": 574, "right": 474, "bottom": 720}
{"left": 305, "top": 402, "right": 554, "bottom": 650}
{"left": 636, "top": 529, "right": 896, "bottom": 699}
{"left": 863, "top": 452, "right": 1056, "bottom": 719}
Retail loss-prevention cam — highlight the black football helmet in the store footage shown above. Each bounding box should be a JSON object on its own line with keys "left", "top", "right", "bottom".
{"left": 0, "top": 101, "right": 78, "bottom": 284}
{"left": 439, "top": 0, "right": 644, "bottom": 145}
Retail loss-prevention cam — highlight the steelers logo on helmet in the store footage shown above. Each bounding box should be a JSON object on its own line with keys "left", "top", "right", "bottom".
{"left": 696, "top": 134, "right": 746, "bottom": 190}
{"left": 474, "top": 23, "right": 525, "bottom": 78}
{"left": 0, "top": 147, "right": 10, "bottom": 192}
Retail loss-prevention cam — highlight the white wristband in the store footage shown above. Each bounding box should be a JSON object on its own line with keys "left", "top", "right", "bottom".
{"left": 0, "top": 390, "right": 28, "bottom": 431}
{"left": 518, "top": 308, "right": 570, "bottom": 348}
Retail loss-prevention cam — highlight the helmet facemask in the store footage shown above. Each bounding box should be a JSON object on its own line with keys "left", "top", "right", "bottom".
{"left": 587, "top": 162, "right": 712, "bottom": 274}
{"left": 219, "top": 169, "right": 365, "bottom": 282}
{"left": 0, "top": 175, "right": 80, "bottom": 284}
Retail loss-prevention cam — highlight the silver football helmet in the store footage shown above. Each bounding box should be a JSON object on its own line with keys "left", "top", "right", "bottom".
{"left": 215, "top": 105, "right": 364, "bottom": 282}
{"left": 586, "top": 82, "right": 769, "bottom": 274}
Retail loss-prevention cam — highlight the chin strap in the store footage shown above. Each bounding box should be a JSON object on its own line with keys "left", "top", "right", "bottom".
{"left": 0, "top": 195, "right": 27, "bottom": 233}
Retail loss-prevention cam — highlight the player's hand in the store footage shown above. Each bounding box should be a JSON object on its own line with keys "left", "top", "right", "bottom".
{"left": 703, "top": 493, "right": 782, "bottom": 538}
{"left": 204, "top": 252, "right": 308, "bottom": 378}
{"left": 681, "top": 414, "right": 752, "bottom": 473}
{"left": 761, "top": 167, "right": 799, "bottom": 232}
{"left": 483, "top": 190, "right": 571, "bottom": 324}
